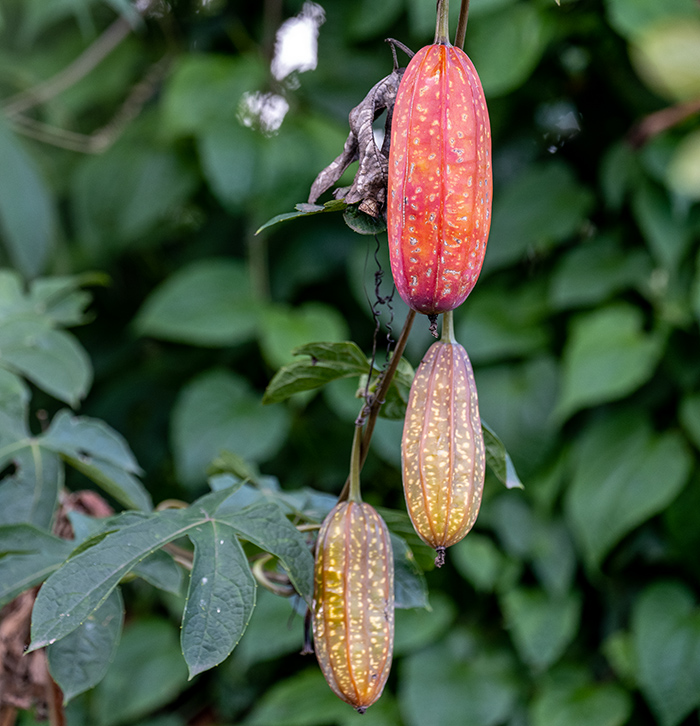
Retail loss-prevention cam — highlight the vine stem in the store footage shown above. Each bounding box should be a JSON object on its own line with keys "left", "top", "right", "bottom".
{"left": 455, "top": 0, "right": 471, "bottom": 49}
{"left": 441, "top": 309, "right": 457, "bottom": 343}
{"left": 338, "top": 309, "right": 417, "bottom": 502}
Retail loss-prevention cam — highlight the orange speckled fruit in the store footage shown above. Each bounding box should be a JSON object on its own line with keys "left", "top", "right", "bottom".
{"left": 387, "top": 43, "right": 492, "bottom": 315}
{"left": 312, "top": 501, "right": 394, "bottom": 713}
{"left": 402, "top": 339, "right": 485, "bottom": 562}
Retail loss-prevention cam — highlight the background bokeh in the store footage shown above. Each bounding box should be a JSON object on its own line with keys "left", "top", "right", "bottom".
{"left": 2, "top": 0, "right": 700, "bottom": 724}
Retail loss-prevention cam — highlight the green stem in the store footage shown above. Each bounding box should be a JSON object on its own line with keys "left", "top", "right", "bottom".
{"left": 348, "top": 425, "right": 363, "bottom": 503}
{"left": 434, "top": 0, "right": 451, "bottom": 45}
{"left": 455, "top": 0, "right": 471, "bottom": 49}
{"left": 441, "top": 309, "right": 457, "bottom": 343}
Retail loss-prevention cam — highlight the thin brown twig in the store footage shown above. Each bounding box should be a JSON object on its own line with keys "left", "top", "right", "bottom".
{"left": 455, "top": 0, "right": 471, "bottom": 49}
{"left": 2, "top": 17, "right": 133, "bottom": 117}
{"left": 627, "top": 96, "right": 700, "bottom": 148}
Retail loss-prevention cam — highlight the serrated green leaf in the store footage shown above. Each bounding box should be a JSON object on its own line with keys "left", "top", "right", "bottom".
{"left": 47, "top": 588, "right": 124, "bottom": 703}
{"left": 135, "top": 258, "right": 258, "bottom": 348}
{"left": 263, "top": 341, "right": 369, "bottom": 404}
{"left": 255, "top": 199, "right": 347, "bottom": 235}
{"left": 482, "top": 421, "right": 523, "bottom": 489}
{"left": 565, "top": 414, "right": 692, "bottom": 568}
{"left": 63, "top": 455, "right": 152, "bottom": 513}
{"left": 29, "top": 508, "right": 191, "bottom": 649}
{"left": 42, "top": 410, "right": 141, "bottom": 473}
{"left": 181, "top": 522, "right": 256, "bottom": 678}
{"left": 132, "top": 550, "right": 185, "bottom": 596}
{"left": 216, "top": 499, "right": 314, "bottom": 603}
{"left": 0, "top": 524, "right": 73, "bottom": 606}
{"left": 633, "top": 581, "right": 700, "bottom": 726}
{"left": 500, "top": 587, "right": 582, "bottom": 671}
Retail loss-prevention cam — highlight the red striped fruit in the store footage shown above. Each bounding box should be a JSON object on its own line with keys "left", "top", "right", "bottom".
{"left": 387, "top": 42, "right": 492, "bottom": 315}
{"left": 312, "top": 501, "right": 394, "bottom": 713}
{"left": 402, "top": 338, "right": 485, "bottom": 564}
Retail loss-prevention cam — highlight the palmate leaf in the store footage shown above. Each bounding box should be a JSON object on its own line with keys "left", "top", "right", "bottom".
{"left": 0, "top": 408, "right": 151, "bottom": 516}
{"left": 29, "top": 487, "right": 314, "bottom": 680}
{"left": 0, "top": 524, "right": 74, "bottom": 607}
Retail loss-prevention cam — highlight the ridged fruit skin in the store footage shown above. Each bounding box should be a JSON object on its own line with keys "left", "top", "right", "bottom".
{"left": 402, "top": 340, "right": 485, "bottom": 550}
{"left": 312, "top": 501, "right": 394, "bottom": 713}
{"left": 387, "top": 43, "right": 492, "bottom": 315}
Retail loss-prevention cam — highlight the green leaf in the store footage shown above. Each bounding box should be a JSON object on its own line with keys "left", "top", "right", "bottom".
{"left": 484, "top": 162, "right": 594, "bottom": 273}
{"left": 135, "top": 259, "right": 258, "bottom": 348}
{"left": 0, "top": 366, "right": 29, "bottom": 422}
{"left": 549, "top": 235, "right": 652, "bottom": 311}
{"left": 455, "top": 282, "right": 550, "bottom": 363}
{"left": 0, "top": 318, "right": 92, "bottom": 406}
{"left": 234, "top": 589, "right": 304, "bottom": 668}
{"left": 216, "top": 498, "right": 314, "bottom": 603}
{"left": 42, "top": 410, "right": 141, "bottom": 473}
{"left": 530, "top": 668, "right": 633, "bottom": 726}
{"left": 161, "top": 54, "right": 266, "bottom": 138}
{"left": 0, "top": 446, "right": 63, "bottom": 529}
{"left": 451, "top": 533, "right": 508, "bottom": 593}
{"left": 565, "top": 413, "right": 692, "bottom": 568}
{"left": 605, "top": 0, "right": 700, "bottom": 39}
{"left": 466, "top": 4, "right": 550, "bottom": 97}
{"left": 500, "top": 587, "right": 582, "bottom": 671}
{"left": 181, "top": 522, "right": 256, "bottom": 678}
{"left": 631, "top": 181, "right": 692, "bottom": 271}
{"left": 0, "top": 524, "right": 73, "bottom": 607}
{"left": 172, "top": 369, "right": 289, "bottom": 487}
{"left": 630, "top": 18, "right": 700, "bottom": 101}
{"left": 399, "top": 632, "right": 519, "bottom": 726}
{"left": 198, "top": 122, "right": 259, "bottom": 210}
{"left": 259, "top": 302, "right": 350, "bottom": 369}
{"left": 245, "top": 667, "right": 401, "bottom": 725}
{"left": 263, "top": 341, "right": 369, "bottom": 404}
{"left": 47, "top": 588, "right": 124, "bottom": 703}
{"left": 394, "top": 592, "right": 456, "bottom": 656}
{"left": 29, "top": 509, "right": 190, "bottom": 649}
{"left": 667, "top": 129, "right": 700, "bottom": 200}
{"left": 482, "top": 421, "right": 523, "bottom": 489}
{"left": 342, "top": 205, "right": 387, "bottom": 235}
{"left": 92, "top": 618, "right": 189, "bottom": 726}
{"left": 255, "top": 199, "right": 347, "bottom": 235}
{"left": 0, "top": 119, "right": 56, "bottom": 278}
{"left": 73, "top": 142, "right": 198, "bottom": 256}
{"left": 632, "top": 581, "right": 700, "bottom": 726}
{"left": 390, "top": 533, "right": 429, "bottom": 609}
{"left": 555, "top": 304, "right": 664, "bottom": 421}
{"left": 132, "top": 550, "right": 185, "bottom": 596}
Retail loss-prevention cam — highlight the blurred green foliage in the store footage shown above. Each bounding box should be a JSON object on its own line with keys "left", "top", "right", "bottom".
{"left": 2, "top": 0, "right": 700, "bottom": 724}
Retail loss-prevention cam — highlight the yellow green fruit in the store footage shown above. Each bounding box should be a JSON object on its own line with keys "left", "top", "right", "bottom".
{"left": 312, "top": 501, "right": 394, "bottom": 713}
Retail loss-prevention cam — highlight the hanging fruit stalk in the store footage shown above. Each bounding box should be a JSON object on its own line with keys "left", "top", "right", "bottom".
{"left": 402, "top": 311, "right": 485, "bottom": 566}
{"left": 312, "top": 427, "right": 395, "bottom": 713}
{"left": 387, "top": 0, "right": 492, "bottom": 315}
